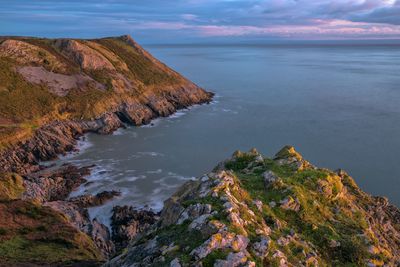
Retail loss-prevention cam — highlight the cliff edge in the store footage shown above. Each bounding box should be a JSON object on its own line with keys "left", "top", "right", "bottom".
{"left": 0, "top": 35, "right": 213, "bottom": 174}
{"left": 107, "top": 147, "right": 400, "bottom": 267}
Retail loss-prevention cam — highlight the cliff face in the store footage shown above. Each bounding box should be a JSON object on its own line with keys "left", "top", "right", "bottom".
{"left": 107, "top": 147, "right": 400, "bottom": 267}
{"left": 0, "top": 35, "right": 213, "bottom": 174}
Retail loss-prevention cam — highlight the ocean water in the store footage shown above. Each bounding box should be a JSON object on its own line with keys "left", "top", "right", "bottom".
{"left": 63, "top": 43, "right": 400, "bottom": 224}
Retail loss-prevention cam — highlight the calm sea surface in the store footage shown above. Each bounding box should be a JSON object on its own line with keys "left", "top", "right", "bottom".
{"left": 62, "top": 43, "right": 400, "bottom": 224}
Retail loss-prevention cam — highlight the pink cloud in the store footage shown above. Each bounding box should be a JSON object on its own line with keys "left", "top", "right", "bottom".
{"left": 131, "top": 18, "right": 400, "bottom": 39}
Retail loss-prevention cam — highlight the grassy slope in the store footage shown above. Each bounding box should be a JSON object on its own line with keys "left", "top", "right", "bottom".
{"left": 0, "top": 173, "right": 103, "bottom": 265}
{"left": 0, "top": 36, "right": 188, "bottom": 150}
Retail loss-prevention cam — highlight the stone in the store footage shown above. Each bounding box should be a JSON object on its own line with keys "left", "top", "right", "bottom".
{"left": 263, "top": 170, "right": 279, "bottom": 187}
{"left": 279, "top": 196, "right": 300, "bottom": 212}
{"left": 170, "top": 258, "right": 181, "bottom": 267}
{"left": 214, "top": 251, "right": 248, "bottom": 267}
{"left": 253, "top": 236, "right": 270, "bottom": 257}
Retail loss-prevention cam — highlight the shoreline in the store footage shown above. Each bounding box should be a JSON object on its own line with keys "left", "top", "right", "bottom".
{"left": 58, "top": 98, "right": 220, "bottom": 227}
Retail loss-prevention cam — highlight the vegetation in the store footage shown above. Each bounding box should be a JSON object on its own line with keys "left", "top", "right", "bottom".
{"left": 221, "top": 149, "right": 380, "bottom": 266}
{"left": 0, "top": 199, "right": 103, "bottom": 265}
{"left": 96, "top": 38, "right": 180, "bottom": 86}
{"left": 0, "top": 173, "right": 25, "bottom": 200}
{"left": 0, "top": 35, "right": 194, "bottom": 149}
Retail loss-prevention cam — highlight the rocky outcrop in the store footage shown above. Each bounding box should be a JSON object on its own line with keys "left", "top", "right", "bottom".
{"left": 17, "top": 163, "right": 120, "bottom": 259}
{"left": 0, "top": 116, "right": 123, "bottom": 175}
{"left": 111, "top": 206, "right": 159, "bottom": 253}
{"left": 0, "top": 35, "right": 213, "bottom": 175}
{"left": 45, "top": 200, "right": 115, "bottom": 258}
{"left": 70, "top": 190, "right": 121, "bottom": 208}
{"left": 17, "top": 66, "right": 105, "bottom": 96}
{"left": 55, "top": 39, "right": 116, "bottom": 71}
{"left": 106, "top": 147, "right": 400, "bottom": 267}
{"left": 22, "top": 164, "right": 92, "bottom": 202}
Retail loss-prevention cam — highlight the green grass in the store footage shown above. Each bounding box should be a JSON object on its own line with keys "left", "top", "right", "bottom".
{"left": 202, "top": 249, "right": 230, "bottom": 267}
{"left": 0, "top": 199, "right": 103, "bottom": 265}
{"left": 96, "top": 38, "right": 180, "bottom": 86}
{"left": 0, "top": 236, "right": 99, "bottom": 264}
{"left": 221, "top": 151, "right": 373, "bottom": 266}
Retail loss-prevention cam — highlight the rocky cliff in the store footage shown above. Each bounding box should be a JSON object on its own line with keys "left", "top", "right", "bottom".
{"left": 0, "top": 35, "right": 213, "bottom": 174}
{"left": 106, "top": 147, "right": 400, "bottom": 267}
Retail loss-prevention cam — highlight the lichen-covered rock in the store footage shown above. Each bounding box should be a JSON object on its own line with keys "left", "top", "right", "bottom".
{"left": 107, "top": 147, "right": 400, "bottom": 267}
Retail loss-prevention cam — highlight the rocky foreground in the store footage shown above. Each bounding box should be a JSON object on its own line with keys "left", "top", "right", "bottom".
{"left": 106, "top": 146, "right": 400, "bottom": 267}
{"left": 1, "top": 146, "right": 399, "bottom": 266}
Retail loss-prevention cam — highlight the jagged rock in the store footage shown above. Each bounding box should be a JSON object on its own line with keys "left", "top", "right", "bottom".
{"left": 279, "top": 196, "right": 300, "bottom": 212}
{"left": 214, "top": 251, "right": 248, "bottom": 267}
{"left": 253, "top": 236, "right": 270, "bottom": 258}
{"left": 253, "top": 199, "right": 263, "bottom": 212}
{"left": 263, "top": 170, "right": 279, "bottom": 187}
{"left": 190, "top": 232, "right": 249, "bottom": 260}
{"left": 177, "top": 203, "right": 212, "bottom": 224}
{"left": 170, "top": 258, "right": 181, "bottom": 267}
{"left": 111, "top": 205, "right": 158, "bottom": 252}
{"left": 69, "top": 190, "right": 121, "bottom": 208}
{"left": 91, "top": 218, "right": 115, "bottom": 257}
{"left": 274, "top": 145, "right": 313, "bottom": 170}
{"left": 23, "top": 164, "right": 92, "bottom": 202}
{"left": 44, "top": 200, "right": 114, "bottom": 258}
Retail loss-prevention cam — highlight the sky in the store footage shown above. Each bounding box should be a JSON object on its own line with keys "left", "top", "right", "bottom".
{"left": 1, "top": 0, "right": 400, "bottom": 43}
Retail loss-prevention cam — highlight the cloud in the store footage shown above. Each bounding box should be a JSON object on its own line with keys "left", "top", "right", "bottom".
{"left": 1, "top": 0, "right": 400, "bottom": 40}
{"left": 181, "top": 14, "right": 199, "bottom": 21}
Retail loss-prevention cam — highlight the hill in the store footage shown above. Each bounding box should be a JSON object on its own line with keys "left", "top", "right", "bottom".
{"left": 0, "top": 35, "right": 213, "bottom": 174}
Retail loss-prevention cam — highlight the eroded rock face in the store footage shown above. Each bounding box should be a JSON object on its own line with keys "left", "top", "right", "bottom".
{"left": 22, "top": 164, "right": 92, "bottom": 203}
{"left": 45, "top": 200, "right": 115, "bottom": 258}
{"left": 0, "top": 39, "right": 68, "bottom": 72}
{"left": 111, "top": 206, "right": 158, "bottom": 252}
{"left": 106, "top": 147, "right": 400, "bottom": 267}
{"left": 17, "top": 66, "right": 105, "bottom": 96}
{"left": 69, "top": 190, "right": 121, "bottom": 208}
{"left": 55, "top": 39, "right": 115, "bottom": 71}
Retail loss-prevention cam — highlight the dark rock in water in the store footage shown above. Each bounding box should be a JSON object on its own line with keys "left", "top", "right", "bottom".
{"left": 70, "top": 190, "right": 121, "bottom": 208}
{"left": 111, "top": 206, "right": 159, "bottom": 252}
